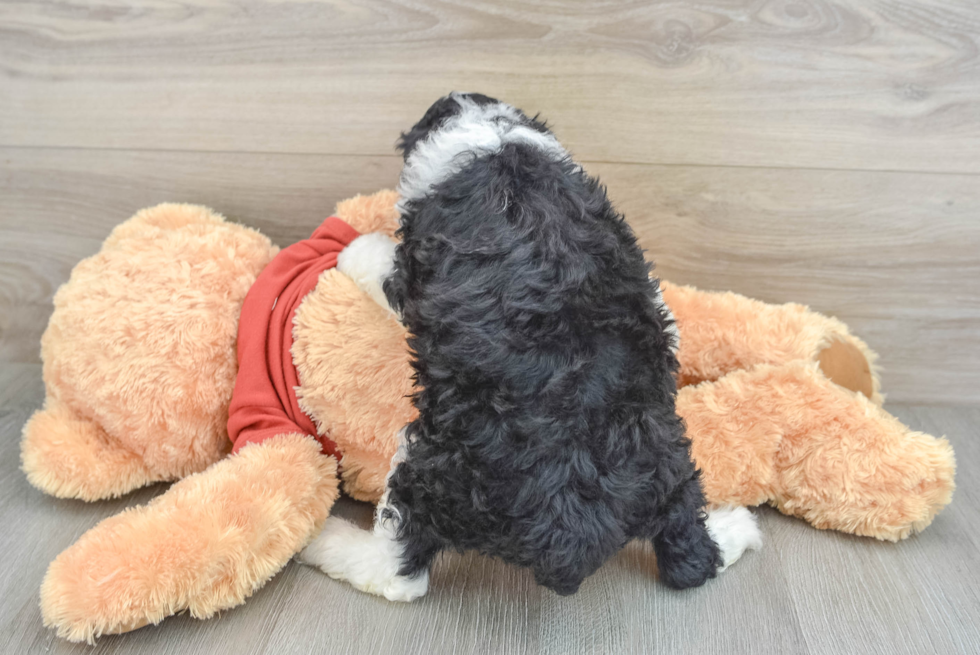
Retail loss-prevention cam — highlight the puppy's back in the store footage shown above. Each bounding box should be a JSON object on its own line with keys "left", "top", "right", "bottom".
{"left": 386, "top": 139, "right": 688, "bottom": 593}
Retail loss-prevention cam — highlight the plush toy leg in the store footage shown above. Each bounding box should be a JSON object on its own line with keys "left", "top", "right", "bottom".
{"left": 681, "top": 362, "right": 955, "bottom": 541}
{"left": 662, "top": 282, "right": 881, "bottom": 402}
{"left": 21, "top": 400, "right": 163, "bottom": 501}
{"left": 40, "top": 434, "right": 338, "bottom": 643}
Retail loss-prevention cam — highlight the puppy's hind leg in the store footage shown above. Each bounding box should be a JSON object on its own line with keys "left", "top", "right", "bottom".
{"left": 299, "top": 500, "right": 434, "bottom": 602}
{"left": 300, "top": 439, "right": 439, "bottom": 603}
{"left": 647, "top": 477, "right": 722, "bottom": 589}
{"left": 647, "top": 478, "right": 762, "bottom": 589}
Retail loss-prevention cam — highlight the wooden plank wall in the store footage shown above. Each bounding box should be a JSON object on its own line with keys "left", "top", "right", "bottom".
{"left": 2, "top": 0, "right": 978, "bottom": 404}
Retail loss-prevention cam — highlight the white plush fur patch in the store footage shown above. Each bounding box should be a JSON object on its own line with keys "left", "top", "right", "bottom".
{"left": 336, "top": 232, "right": 398, "bottom": 314}
{"left": 397, "top": 93, "right": 568, "bottom": 209}
{"left": 705, "top": 506, "right": 763, "bottom": 571}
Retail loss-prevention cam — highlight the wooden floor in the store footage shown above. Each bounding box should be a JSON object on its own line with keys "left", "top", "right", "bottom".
{"left": 2, "top": 0, "right": 980, "bottom": 653}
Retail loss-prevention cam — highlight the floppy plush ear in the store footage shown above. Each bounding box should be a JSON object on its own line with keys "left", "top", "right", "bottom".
{"left": 661, "top": 281, "right": 882, "bottom": 403}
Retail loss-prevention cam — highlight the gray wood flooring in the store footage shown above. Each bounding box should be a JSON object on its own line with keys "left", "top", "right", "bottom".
{"left": 0, "top": 365, "right": 978, "bottom": 654}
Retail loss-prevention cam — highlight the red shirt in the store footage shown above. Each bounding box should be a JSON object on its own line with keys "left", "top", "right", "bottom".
{"left": 227, "top": 216, "right": 360, "bottom": 456}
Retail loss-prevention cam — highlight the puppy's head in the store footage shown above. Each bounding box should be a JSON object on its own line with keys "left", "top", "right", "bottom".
{"left": 396, "top": 93, "right": 562, "bottom": 206}
{"left": 397, "top": 92, "right": 502, "bottom": 161}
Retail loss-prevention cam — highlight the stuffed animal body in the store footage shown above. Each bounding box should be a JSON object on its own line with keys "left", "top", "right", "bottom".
{"left": 21, "top": 191, "right": 955, "bottom": 643}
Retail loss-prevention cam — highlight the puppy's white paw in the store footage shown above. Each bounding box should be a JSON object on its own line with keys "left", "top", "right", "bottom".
{"left": 299, "top": 516, "right": 428, "bottom": 601}
{"left": 705, "top": 506, "right": 763, "bottom": 571}
{"left": 299, "top": 516, "right": 373, "bottom": 581}
{"left": 383, "top": 571, "right": 429, "bottom": 602}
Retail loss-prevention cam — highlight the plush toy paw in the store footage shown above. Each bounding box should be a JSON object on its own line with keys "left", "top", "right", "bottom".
{"left": 299, "top": 516, "right": 429, "bottom": 602}
{"left": 705, "top": 506, "right": 764, "bottom": 571}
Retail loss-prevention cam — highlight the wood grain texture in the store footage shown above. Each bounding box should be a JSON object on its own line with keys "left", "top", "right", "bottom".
{"left": 2, "top": 147, "right": 977, "bottom": 403}
{"left": 0, "top": 146, "right": 402, "bottom": 363}
{"left": 2, "top": 1, "right": 980, "bottom": 172}
{"left": 1, "top": 367, "right": 978, "bottom": 654}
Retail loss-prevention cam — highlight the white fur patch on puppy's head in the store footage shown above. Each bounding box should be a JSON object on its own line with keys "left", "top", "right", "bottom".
{"left": 396, "top": 92, "right": 568, "bottom": 211}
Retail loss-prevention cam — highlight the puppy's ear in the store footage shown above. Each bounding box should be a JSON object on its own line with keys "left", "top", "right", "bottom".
{"left": 460, "top": 92, "right": 500, "bottom": 107}
{"left": 382, "top": 246, "right": 410, "bottom": 316}
{"left": 397, "top": 94, "right": 461, "bottom": 160}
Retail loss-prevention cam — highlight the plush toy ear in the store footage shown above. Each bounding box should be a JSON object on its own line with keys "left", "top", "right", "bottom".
{"left": 816, "top": 338, "right": 875, "bottom": 399}
{"left": 662, "top": 282, "right": 882, "bottom": 404}
{"left": 21, "top": 400, "right": 161, "bottom": 501}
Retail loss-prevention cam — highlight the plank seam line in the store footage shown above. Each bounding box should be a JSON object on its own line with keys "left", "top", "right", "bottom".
{"left": 2, "top": 144, "right": 980, "bottom": 178}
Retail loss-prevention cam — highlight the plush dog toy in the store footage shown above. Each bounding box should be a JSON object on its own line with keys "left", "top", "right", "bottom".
{"left": 22, "top": 190, "right": 955, "bottom": 643}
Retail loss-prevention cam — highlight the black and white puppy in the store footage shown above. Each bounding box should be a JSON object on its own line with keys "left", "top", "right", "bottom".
{"left": 301, "top": 92, "right": 761, "bottom": 600}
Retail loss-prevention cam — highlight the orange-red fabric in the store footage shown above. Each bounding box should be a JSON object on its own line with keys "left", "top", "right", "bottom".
{"left": 228, "top": 216, "right": 360, "bottom": 456}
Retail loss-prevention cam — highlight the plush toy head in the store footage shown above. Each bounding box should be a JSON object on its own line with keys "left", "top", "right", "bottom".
{"left": 21, "top": 204, "right": 278, "bottom": 500}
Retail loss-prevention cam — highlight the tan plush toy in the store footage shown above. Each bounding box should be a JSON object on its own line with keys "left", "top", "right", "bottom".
{"left": 21, "top": 190, "right": 955, "bottom": 643}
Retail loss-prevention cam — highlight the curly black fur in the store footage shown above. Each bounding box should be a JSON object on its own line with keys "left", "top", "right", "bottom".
{"left": 383, "top": 93, "right": 721, "bottom": 595}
